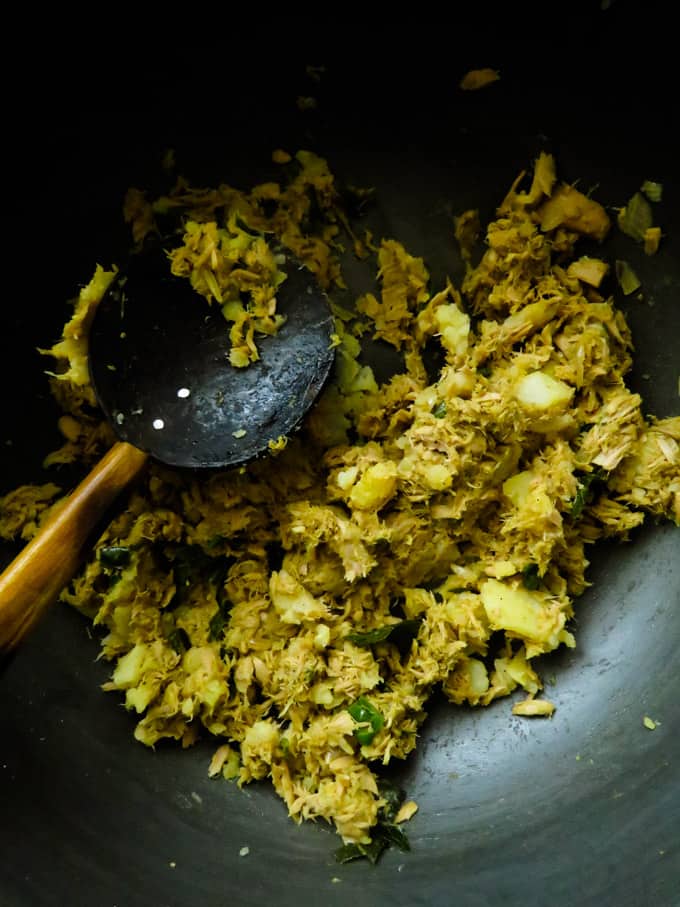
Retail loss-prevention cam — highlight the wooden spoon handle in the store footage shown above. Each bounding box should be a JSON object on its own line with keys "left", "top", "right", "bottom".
{"left": 0, "top": 441, "right": 148, "bottom": 653}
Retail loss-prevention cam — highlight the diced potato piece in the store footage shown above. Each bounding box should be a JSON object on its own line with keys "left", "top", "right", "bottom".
{"left": 480, "top": 579, "right": 571, "bottom": 654}
{"left": 443, "top": 656, "right": 489, "bottom": 705}
{"left": 438, "top": 367, "right": 476, "bottom": 399}
{"left": 514, "top": 371, "right": 574, "bottom": 410}
{"left": 314, "top": 623, "right": 331, "bottom": 649}
{"left": 423, "top": 462, "right": 452, "bottom": 491}
{"left": 502, "top": 470, "right": 552, "bottom": 516}
{"left": 244, "top": 719, "right": 279, "bottom": 748}
{"left": 336, "top": 466, "right": 359, "bottom": 490}
{"left": 414, "top": 387, "right": 438, "bottom": 410}
{"left": 345, "top": 364, "right": 379, "bottom": 395}
{"left": 435, "top": 304, "right": 470, "bottom": 357}
{"left": 349, "top": 461, "right": 398, "bottom": 511}
{"left": 198, "top": 678, "right": 228, "bottom": 710}
{"left": 502, "top": 470, "right": 535, "bottom": 508}
{"left": 311, "top": 682, "right": 335, "bottom": 706}
{"left": 481, "top": 579, "right": 544, "bottom": 638}
{"left": 269, "top": 570, "right": 328, "bottom": 624}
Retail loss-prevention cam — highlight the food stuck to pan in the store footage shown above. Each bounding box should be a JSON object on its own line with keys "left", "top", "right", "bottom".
{"left": 0, "top": 148, "right": 677, "bottom": 862}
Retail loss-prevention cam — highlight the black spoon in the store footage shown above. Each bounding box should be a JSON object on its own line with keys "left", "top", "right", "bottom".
{"left": 90, "top": 243, "right": 335, "bottom": 468}
{"left": 0, "top": 244, "right": 334, "bottom": 650}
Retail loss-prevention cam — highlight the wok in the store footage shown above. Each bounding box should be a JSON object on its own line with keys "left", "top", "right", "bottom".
{"left": 2, "top": 8, "right": 678, "bottom": 905}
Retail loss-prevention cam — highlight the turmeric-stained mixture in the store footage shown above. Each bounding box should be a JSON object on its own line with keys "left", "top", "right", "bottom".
{"left": 1, "top": 150, "right": 678, "bottom": 858}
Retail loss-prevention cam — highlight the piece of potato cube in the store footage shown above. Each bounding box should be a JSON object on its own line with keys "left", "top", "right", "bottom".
{"left": 514, "top": 371, "right": 574, "bottom": 410}
{"left": 349, "top": 462, "right": 398, "bottom": 511}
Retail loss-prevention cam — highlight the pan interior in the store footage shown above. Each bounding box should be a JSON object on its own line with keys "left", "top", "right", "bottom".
{"left": 2, "top": 19, "right": 678, "bottom": 907}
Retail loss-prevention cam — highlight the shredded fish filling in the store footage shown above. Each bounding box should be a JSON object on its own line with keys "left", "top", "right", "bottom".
{"left": 1, "top": 151, "right": 678, "bottom": 851}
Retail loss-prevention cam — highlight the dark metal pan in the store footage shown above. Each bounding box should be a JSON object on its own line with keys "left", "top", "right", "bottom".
{"left": 2, "top": 7, "right": 678, "bottom": 905}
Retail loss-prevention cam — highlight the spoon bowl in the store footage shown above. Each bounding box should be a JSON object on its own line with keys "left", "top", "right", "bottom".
{"left": 90, "top": 242, "right": 335, "bottom": 468}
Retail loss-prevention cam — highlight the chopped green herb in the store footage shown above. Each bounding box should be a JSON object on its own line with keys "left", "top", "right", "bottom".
{"left": 640, "top": 180, "right": 663, "bottom": 203}
{"left": 335, "top": 822, "right": 410, "bottom": 864}
{"left": 570, "top": 482, "right": 591, "bottom": 519}
{"left": 346, "top": 619, "right": 421, "bottom": 651}
{"left": 618, "top": 192, "right": 653, "bottom": 242}
{"left": 377, "top": 778, "right": 406, "bottom": 823}
{"left": 168, "top": 545, "right": 231, "bottom": 609}
{"left": 167, "top": 627, "right": 191, "bottom": 654}
{"left": 570, "top": 469, "right": 607, "bottom": 519}
{"left": 615, "top": 260, "right": 641, "bottom": 296}
{"left": 521, "top": 563, "right": 541, "bottom": 590}
{"left": 377, "top": 824, "right": 410, "bottom": 852}
{"left": 99, "top": 546, "right": 131, "bottom": 568}
{"left": 431, "top": 401, "right": 447, "bottom": 418}
{"left": 347, "top": 697, "right": 385, "bottom": 745}
{"left": 208, "top": 609, "right": 229, "bottom": 641}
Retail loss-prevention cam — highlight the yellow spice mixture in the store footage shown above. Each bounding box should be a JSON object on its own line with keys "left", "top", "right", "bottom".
{"left": 1, "top": 150, "right": 678, "bottom": 852}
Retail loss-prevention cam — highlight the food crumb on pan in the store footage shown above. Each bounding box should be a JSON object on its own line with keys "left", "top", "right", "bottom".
{"left": 459, "top": 68, "right": 500, "bottom": 91}
{"left": 512, "top": 697, "right": 556, "bottom": 718}
{"left": 394, "top": 800, "right": 418, "bottom": 823}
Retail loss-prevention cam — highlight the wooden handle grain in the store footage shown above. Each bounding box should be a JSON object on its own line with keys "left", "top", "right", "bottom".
{"left": 0, "top": 441, "right": 148, "bottom": 652}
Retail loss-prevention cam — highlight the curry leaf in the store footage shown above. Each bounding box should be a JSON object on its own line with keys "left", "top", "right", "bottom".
{"left": 346, "top": 619, "right": 421, "bottom": 650}
{"left": 334, "top": 821, "right": 411, "bottom": 864}
{"left": 377, "top": 778, "right": 406, "bottom": 823}
{"left": 208, "top": 609, "right": 229, "bottom": 641}
{"left": 167, "top": 627, "right": 190, "bottom": 654}
{"left": 570, "top": 468, "right": 608, "bottom": 519}
{"left": 99, "top": 546, "right": 131, "bottom": 568}
{"left": 521, "top": 563, "right": 541, "bottom": 590}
